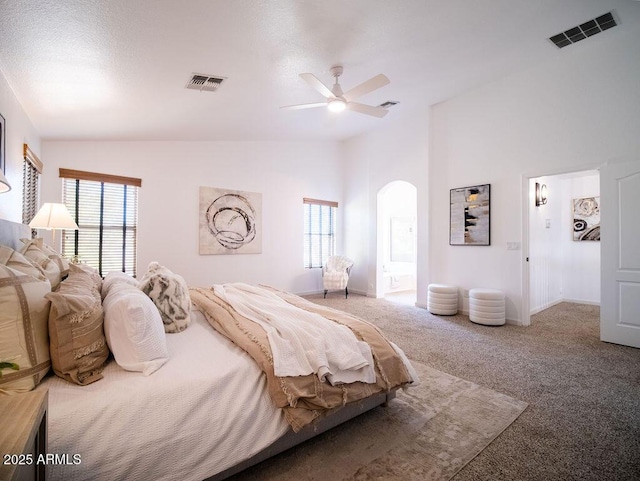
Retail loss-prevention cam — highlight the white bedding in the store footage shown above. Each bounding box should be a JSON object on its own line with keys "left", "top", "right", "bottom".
{"left": 214, "top": 283, "right": 376, "bottom": 385}
{"left": 36, "top": 310, "right": 289, "bottom": 481}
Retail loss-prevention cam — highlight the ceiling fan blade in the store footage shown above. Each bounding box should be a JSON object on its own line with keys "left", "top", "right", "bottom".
{"left": 299, "top": 73, "right": 334, "bottom": 99}
{"left": 280, "top": 102, "right": 326, "bottom": 110}
{"left": 347, "top": 102, "right": 389, "bottom": 118}
{"left": 343, "top": 74, "right": 390, "bottom": 102}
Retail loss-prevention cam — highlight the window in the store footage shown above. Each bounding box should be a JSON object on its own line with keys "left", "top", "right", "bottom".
{"left": 22, "top": 144, "right": 42, "bottom": 228}
{"left": 60, "top": 169, "right": 141, "bottom": 277}
{"left": 303, "top": 198, "right": 337, "bottom": 269}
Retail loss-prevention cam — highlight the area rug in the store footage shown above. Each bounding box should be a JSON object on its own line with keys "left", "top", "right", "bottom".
{"left": 230, "top": 361, "right": 528, "bottom": 481}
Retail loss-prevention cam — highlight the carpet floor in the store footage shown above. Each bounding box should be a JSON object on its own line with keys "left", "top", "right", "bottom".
{"left": 227, "top": 294, "right": 639, "bottom": 480}
{"left": 230, "top": 361, "right": 526, "bottom": 481}
{"left": 302, "top": 294, "right": 640, "bottom": 481}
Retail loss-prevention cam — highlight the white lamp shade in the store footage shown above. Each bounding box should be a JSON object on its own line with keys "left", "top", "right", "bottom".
{"left": 29, "top": 203, "right": 79, "bottom": 230}
{"left": 0, "top": 171, "right": 11, "bottom": 193}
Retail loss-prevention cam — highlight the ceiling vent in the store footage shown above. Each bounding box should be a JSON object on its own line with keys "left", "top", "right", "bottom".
{"left": 549, "top": 11, "right": 617, "bottom": 49}
{"left": 185, "top": 73, "right": 226, "bottom": 92}
{"left": 379, "top": 101, "right": 399, "bottom": 109}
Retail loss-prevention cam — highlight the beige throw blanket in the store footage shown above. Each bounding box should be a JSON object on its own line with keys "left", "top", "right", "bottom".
{"left": 190, "top": 285, "right": 414, "bottom": 432}
{"left": 214, "top": 283, "right": 375, "bottom": 385}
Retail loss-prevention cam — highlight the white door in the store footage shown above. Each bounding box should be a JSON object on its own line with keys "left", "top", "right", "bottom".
{"left": 600, "top": 160, "right": 640, "bottom": 348}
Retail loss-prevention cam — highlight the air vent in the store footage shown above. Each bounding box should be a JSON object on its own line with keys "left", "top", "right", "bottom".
{"left": 379, "top": 101, "right": 399, "bottom": 108}
{"left": 549, "top": 12, "right": 617, "bottom": 49}
{"left": 185, "top": 73, "right": 227, "bottom": 92}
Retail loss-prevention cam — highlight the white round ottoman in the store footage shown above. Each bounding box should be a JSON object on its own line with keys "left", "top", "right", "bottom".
{"left": 469, "top": 288, "right": 505, "bottom": 326}
{"left": 428, "top": 284, "right": 458, "bottom": 315}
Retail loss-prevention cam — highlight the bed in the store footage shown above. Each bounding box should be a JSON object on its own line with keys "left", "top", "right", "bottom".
{"left": 0, "top": 218, "right": 417, "bottom": 481}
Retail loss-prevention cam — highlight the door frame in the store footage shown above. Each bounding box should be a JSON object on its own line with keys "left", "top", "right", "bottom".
{"left": 520, "top": 162, "right": 601, "bottom": 325}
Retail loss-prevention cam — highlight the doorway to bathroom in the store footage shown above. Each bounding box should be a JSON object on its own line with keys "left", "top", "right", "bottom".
{"left": 377, "top": 181, "right": 417, "bottom": 305}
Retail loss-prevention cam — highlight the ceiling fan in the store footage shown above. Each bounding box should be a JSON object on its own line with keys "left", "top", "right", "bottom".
{"left": 281, "top": 66, "right": 390, "bottom": 118}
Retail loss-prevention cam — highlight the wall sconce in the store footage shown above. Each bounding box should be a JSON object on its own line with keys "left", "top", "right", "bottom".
{"left": 535, "top": 182, "right": 548, "bottom": 207}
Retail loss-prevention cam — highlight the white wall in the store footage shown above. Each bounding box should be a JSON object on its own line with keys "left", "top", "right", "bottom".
{"left": 529, "top": 175, "right": 564, "bottom": 313}
{"left": 4, "top": 24, "right": 635, "bottom": 319}
{"left": 0, "top": 71, "right": 41, "bottom": 221}
{"left": 41, "top": 140, "right": 342, "bottom": 294}
{"left": 429, "top": 25, "right": 640, "bottom": 323}
{"left": 342, "top": 110, "right": 429, "bottom": 304}
{"left": 560, "top": 173, "right": 600, "bottom": 305}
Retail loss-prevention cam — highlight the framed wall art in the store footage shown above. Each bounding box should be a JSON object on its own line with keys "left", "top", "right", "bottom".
{"left": 199, "top": 186, "right": 262, "bottom": 255}
{"left": 450, "top": 183, "right": 490, "bottom": 246}
{"left": 572, "top": 196, "right": 600, "bottom": 241}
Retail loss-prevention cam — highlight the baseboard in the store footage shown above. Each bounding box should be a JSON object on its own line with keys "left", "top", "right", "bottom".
{"left": 530, "top": 298, "right": 600, "bottom": 315}
{"left": 349, "top": 288, "right": 368, "bottom": 296}
{"left": 530, "top": 298, "right": 564, "bottom": 315}
{"left": 561, "top": 298, "right": 600, "bottom": 306}
{"left": 295, "top": 289, "right": 323, "bottom": 297}
{"left": 415, "top": 301, "right": 428, "bottom": 309}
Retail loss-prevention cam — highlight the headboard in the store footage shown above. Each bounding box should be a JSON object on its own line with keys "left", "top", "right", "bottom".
{"left": 0, "top": 218, "right": 31, "bottom": 250}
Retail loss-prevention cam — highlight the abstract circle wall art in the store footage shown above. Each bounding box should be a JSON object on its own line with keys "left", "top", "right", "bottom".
{"left": 199, "top": 186, "right": 262, "bottom": 254}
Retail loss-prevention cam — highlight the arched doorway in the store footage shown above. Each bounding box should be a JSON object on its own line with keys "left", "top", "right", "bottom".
{"left": 376, "top": 181, "right": 417, "bottom": 304}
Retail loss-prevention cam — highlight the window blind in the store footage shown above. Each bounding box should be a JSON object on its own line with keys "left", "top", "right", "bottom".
{"left": 22, "top": 144, "right": 42, "bottom": 230}
{"left": 60, "top": 169, "right": 140, "bottom": 277}
{"left": 303, "top": 198, "right": 337, "bottom": 269}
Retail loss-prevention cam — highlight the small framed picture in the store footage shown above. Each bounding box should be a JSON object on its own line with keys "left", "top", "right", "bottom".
{"left": 572, "top": 196, "right": 600, "bottom": 241}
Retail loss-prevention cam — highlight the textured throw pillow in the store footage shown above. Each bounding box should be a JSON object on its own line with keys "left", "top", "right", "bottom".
{"left": 38, "top": 240, "right": 70, "bottom": 278}
{"left": 20, "top": 238, "right": 64, "bottom": 290}
{"left": 69, "top": 262, "right": 103, "bottom": 292}
{"left": 138, "top": 261, "right": 191, "bottom": 333}
{"left": 101, "top": 271, "right": 139, "bottom": 300}
{"left": 45, "top": 270, "right": 109, "bottom": 385}
{"left": 103, "top": 282, "right": 168, "bottom": 375}
{"left": 0, "top": 245, "right": 48, "bottom": 281}
{"left": 0, "top": 265, "right": 51, "bottom": 394}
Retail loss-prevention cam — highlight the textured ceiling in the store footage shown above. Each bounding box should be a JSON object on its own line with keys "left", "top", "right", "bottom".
{"left": 0, "top": 0, "right": 639, "bottom": 142}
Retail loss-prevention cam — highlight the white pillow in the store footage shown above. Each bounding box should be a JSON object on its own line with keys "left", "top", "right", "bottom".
{"left": 101, "top": 271, "right": 139, "bottom": 300}
{"left": 102, "top": 282, "right": 168, "bottom": 375}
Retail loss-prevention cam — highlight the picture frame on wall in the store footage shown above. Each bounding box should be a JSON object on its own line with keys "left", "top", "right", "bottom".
{"left": 450, "top": 183, "right": 491, "bottom": 246}
{"left": 572, "top": 196, "right": 600, "bottom": 241}
{"left": 199, "top": 186, "right": 263, "bottom": 255}
{"left": 0, "top": 113, "right": 5, "bottom": 174}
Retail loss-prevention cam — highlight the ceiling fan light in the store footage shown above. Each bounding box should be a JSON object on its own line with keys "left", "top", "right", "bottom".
{"left": 327, "top": 98, "right": 346, "bottom": 112}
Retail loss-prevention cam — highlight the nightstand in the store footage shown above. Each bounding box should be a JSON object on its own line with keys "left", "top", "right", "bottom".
{"left": 0, "top": 390, "right": 48, "bottom": 481}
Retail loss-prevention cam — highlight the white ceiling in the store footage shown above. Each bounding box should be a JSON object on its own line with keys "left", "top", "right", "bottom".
{"left": 1, "top": 0, "right": 639, "bottom": 142}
